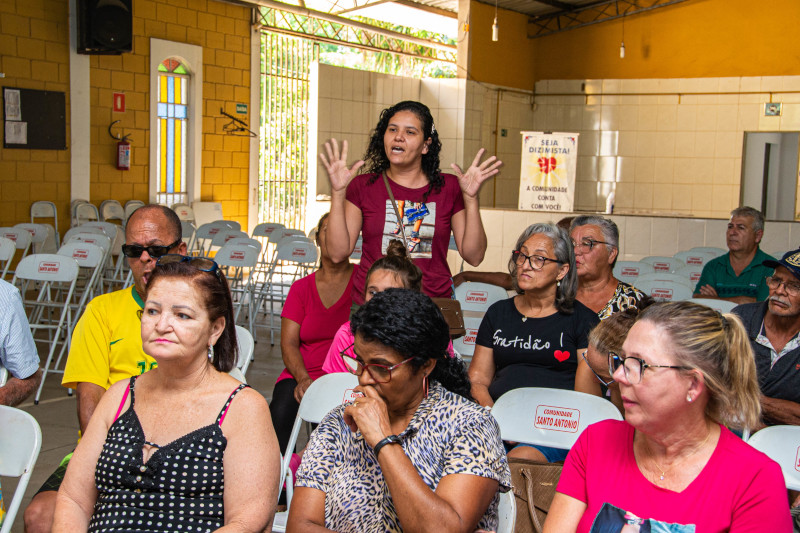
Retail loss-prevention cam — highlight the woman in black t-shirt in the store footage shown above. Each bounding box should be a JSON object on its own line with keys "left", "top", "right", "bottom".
{"left": 469, "top": 223, "right": 599, "bottom": 462}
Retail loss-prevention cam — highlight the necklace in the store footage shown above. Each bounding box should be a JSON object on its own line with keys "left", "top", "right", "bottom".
{"left": 644, "top": 427, "right": 713, "bottom": 482}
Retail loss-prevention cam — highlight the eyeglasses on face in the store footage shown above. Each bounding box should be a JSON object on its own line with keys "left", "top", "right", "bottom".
{"left": 339, "top": 343, "right": 414, "bottom": 383}
{"left": 156, "top": 254, "right": 221, "bottom": 277}
{"left": 122, "top": 238, "right": 183, "bottom": 259}
{"left": 766, "top": 276, "right": 800, "bottom": 297}
{"left": 581, "top": 350, "right": 614, "bottom": 387}
{"left": 512, "top": 250, "right": 561, "bottom": 270}
{"left": 608, "top": 351, "right": 692, "bottom": 385}
{"left": 571, "top": 239, "right": 614, "bottom": 254}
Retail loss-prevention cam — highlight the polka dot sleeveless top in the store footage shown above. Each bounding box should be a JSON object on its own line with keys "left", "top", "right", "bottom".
{"left": 88, "top": 376, "right": 247, "bottom": 533}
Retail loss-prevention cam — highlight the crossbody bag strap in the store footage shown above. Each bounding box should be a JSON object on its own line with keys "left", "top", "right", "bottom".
{"left": 381, "top": 172, "right": 410, "bottom": 251}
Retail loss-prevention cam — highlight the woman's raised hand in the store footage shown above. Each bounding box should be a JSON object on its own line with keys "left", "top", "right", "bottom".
{"left": 342, "top": 385, "right": 393, "bottom": 448}
{"left": 320, "top": 139, "right": 365, "bottom": 193}
{"left": 451, "top": 148, "right": 503, "bottom": 199}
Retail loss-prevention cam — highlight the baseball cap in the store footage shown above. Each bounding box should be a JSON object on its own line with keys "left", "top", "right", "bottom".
{"left": 763, "top": 249, "right": 800, "bottom": 280}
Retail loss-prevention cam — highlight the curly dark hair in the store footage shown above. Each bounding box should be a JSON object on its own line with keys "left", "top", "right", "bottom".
{"left": 146, "top": 260, "right": 238, "bottom": 373}
{"left": 350, "top": 288, "right": 472, "bottom": 400}
{"left": 364, "top": 101, "right": 444, "bottom": 202}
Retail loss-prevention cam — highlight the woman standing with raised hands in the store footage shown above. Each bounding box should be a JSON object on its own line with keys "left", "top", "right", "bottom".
{"left": 320, "top": 100, "right": 502, "bottom": 305}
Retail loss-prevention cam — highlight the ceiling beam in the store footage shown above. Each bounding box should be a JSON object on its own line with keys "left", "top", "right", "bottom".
{"left": 532, "top": 0, "right": 576, "bottom": 12}
{"left": 333, "top": 0, "right": 457, "bottom": 18}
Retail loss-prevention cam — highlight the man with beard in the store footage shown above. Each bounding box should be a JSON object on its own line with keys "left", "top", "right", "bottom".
{"left": 694, "top": 206, "right": 775, "bottom": 303}
{"left": 733, "top": 249, "right": 800, "bottom": 427}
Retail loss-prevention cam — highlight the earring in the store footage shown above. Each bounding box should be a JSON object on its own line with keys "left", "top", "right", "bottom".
{"left": 423, "top": 375, "right": 429, "bottom": 399}
{"left": 208, "top": 345, "right": 214, "bottom": 361}
{"left": 687, "top": 394, "right": 693, "bottom": 402}
{"left": 557, "top": 280, "right": 561, "bottom": 287}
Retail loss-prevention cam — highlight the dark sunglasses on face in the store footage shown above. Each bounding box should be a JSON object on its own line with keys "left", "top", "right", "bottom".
{"left": 156, "top": 254, "right": 221, "bottom": 276}
{"left": 122, "top": 238, "right": 183, "bottom": 259}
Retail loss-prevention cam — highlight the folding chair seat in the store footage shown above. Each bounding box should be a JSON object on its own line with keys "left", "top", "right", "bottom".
{"left": 690, "top": 298, "right": 737, "bottom": 313}
{"left": 72, "top": 202, "right": 100, "bottom": 226}
{"left": 673, "top": 250, "right": 716, "bottom": 268}
{"left": 746, "top": 425, "right": 800, "bottom": 490}
{"left": 0, "top": 405, "right": 42, "bottom": 533}
{"left": 215, "top": 243, "right": 260, "bottom": 332}
{"left": 689, "top": 246, "right": 726, "bottom": 257}
{"left": 634, "top": 278, "right": 694, "bottom": 302}
{"left": 639, "top": 255, "right": 683, "bottom": 273}
{"left": 612, "top": 261, "right": 654, "bottom": 285}
{"left": 0, "top": 227, "right": 33, "bottom": 280}
{"left": 30, "top": 200, "right": 60, "bottom": 249}
{"left": 235, "top": 325, "right": 256, "bottom": 378}
{"left": 124, "top": 200, "right": 145, "bottom": 222}
{"left": 254, "top": 237, "right": 318, "bottom": 344}
{"left": 490, "top": 387, "right": 622, "bottom": 449}
{"left": 171, "top": 203, "right": 195, "bottom": 222}
{"left": 13, "top": 254, "right": 80, "bottom": 403}
{"left": 100, "top": 199, "right": 126, "bottom": 225}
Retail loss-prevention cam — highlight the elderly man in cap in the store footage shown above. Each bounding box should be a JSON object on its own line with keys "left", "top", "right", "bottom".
{"left": 733, "top": 249, "right": 800, "bottom": 427}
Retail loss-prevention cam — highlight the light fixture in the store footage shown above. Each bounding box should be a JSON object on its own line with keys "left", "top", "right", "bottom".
{"left": 492, "top": 0, "right": 499, "bottom": 41}
{"left": 619, "top": 11, "right": 626, "bottom": 58}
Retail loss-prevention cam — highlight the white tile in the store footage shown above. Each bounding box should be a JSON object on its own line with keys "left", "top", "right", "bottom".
{"left": 712, "top": 157, "right": 736, "bottom": 185}
{"left": 677, "top": 218, "right": 707, "bottom": 250}
{"left": 634, "top": 183, "right": 654, "bottom": 209}
{"left": 635, "top": 157, "right": 656, "bottom": 183}
{"left": 674, "top": 131, "right": 696, "bottom": 158}
{"left": 705, "top": 218, "right": 729, "bottom": 248}
{"left": 638, "top": 105, "right": 659, "bottom": 131}
{"left": 650, "top": 217, "right": 678, "bottom": 255}
{"left": 761, "top": 76, "right": 782, "bottom": 93}
{"left": 716, "top": 105, "right": 739, "bottom": 132}
{"left": 672, "top": 185, "right": 693, "bottom": 214}
{"left": 657, "top": 105, "right": 678, "bottom": 131}
{"left": 599, "top": 105, "right": 619, "bottom": 130}
{"left": 622, "top": 216, "right": 652, "bottom": 255}
{"left": 654, "top": 132, "right": 676, "bottom": 158}
{"left": 739, "top": 77, "right": 762, "bottom": 92}
{"left": 654, "top": 157, "right": 675, "bottom": 184}
{"left": 695, "top": 132, "right": 716, "bottom": 158}
{"left": 618, "top": 132, "right": 637, "bottom": 157}
{"left": 599, "top": 131, "right": 619, "bottom": 156}
{"left": 696, "top": 105, "right": 719, "bottom": 131}
{"left": 635, "top": 131, "right": 656, "bottom": 157}
{"left": 597, "top": 156, "right": 617, "bottom": 181}
{"left": 714, "top": 131, "right": 738, "bottom": 158}
{"left": 761, "top": 222, "right": 791, "bottom": 254}
{"left": 676, "top": 105, "right": 697, "bottom": 131}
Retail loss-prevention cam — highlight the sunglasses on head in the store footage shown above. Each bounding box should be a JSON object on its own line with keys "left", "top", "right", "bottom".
{"left": 122, "top": 239, "right": 182, "bottom": 259}
{"left": 156, "top": 254, "right": 220, "bottom": 276}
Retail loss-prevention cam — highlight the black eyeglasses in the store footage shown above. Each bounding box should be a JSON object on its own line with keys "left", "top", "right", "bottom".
{"left": 571, "top": 239, "right": 614, "bottom": 253}
{"left": 122, "top": 238, "right": 182, "bottom": 259}
{"left": 581, "top": 350, "right": 614, "bottom": 387}
{"left": 512, "top": 250, "right": 562, "bottom": 270}
{"left": 156, "top": 254, "right": 221, "bottom": 277}
{"left": 339, "top": 343, "right": 414, "bottom": 383}
{"left": 608, "top": 351, "right": 692, "bottom": 384}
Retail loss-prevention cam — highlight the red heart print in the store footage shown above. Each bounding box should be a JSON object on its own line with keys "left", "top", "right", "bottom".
{"left": 538, "top": 156, "right": 557, "bottom": 174}
{"left": 554, "top": 350, "right": 570, "bottom": 362}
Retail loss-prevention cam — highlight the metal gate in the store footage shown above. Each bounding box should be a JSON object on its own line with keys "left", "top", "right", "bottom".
{"left": 259, "top": 32, "right": 316, "bottom": 232}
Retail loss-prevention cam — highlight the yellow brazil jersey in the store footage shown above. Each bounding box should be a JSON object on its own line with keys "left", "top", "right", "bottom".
{"left": 62, "top": 286, "right": 157, "bottom": 391}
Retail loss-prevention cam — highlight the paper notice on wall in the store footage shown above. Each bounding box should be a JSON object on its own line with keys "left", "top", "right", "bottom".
{"left": 5, "top": 121, "right": 27, "bottom": 144}
{"left": 4, "top": 88, "right": 21, "bottom": 121}
{"left": 518, "top": 132, "right": 579, "bottom": 212}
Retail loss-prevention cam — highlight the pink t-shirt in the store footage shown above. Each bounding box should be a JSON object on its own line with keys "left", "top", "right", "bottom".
{"left": 557, "top": 419, "right": 791, "bottom": 533}
{"left": 321, "top": 321, "right": 457, "bottom": 374}
{"left": 277, "top": 271, "right": 354, "bottom": 383}
{"left": 345, "top": 173, "right": 465, "bottom": 305}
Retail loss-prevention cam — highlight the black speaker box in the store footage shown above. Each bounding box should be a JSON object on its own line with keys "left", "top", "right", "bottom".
{"left": 77, "top": 0, "right": 133, "bottom": 55}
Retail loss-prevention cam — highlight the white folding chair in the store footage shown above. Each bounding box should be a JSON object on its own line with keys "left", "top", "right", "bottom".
{"left": 235, "top": 325, "right": 255, "bottom": 378}
{"left": 191, "top": 201, "right": 224, "bottom": 227}
{"left": 210, "top": 229, "right": 248, "bottom": 251}
{"left": 15, "top": 223, "right": 50, "bottom": 255}
{"left": 452, "top": 317, "right": 482, "bottom": 363}
{"left": 612, "top": 261, "right": 654, "bottom": 285}
{"left": 634, "top": 278, "right": 694, "bottom": 302}
{"left": 0, "top": 405, "right": 42, "bottom": 533}
{"left": 673, "top": 250, "right": 716, "bottom": 268}
{"left": 193, "top": 221, "right": 234, "bottom": 256}
{"left": 171, "top": 203, "right": 195, "bottom": 222}
{"left": 690, "top": 298, "right": 737, "bottom": 313}
{"left": 57, "top": 241, "right": 105, "bottom": 315}
{"left": 72, "top": 202, "right": 100, "bottom": 226}
{"left": 689, "top": 246, "right": 726, "bottom": 258}
{"left": 636, "top": 272, "right": 693, "bottom": 288}
{"left": 674, "top": 264, "right": 703, "bottom": 287}
{"left": 0, "top": 227, "right": 33, "bottom": 279}
{"left": 747, "top": 425, "right": 800, "bottom": 490}
{"left": 100, "top": 199, "right": 125, "bottom": 224}
{"left": 350, "top": 235, "right": 363, "bottom": 262}
{"left": 0, "top": 363, "right": 7, "bottom": 386}
{"left": 0, "top": 236, "right": 17, "bottom": 280}
{"left": 13, "top": 254, "right": 80, "bottom": 404}
{"left": 496, "top": 490, "right": 516, "bottom": 533}
{"left": 639, "top": 255, "right": 683, "bottom": 273}
{"left": 124, "top": 200, "right": 145, "bottom": 222}
{"left": 30, "top": 200, "right": 59, "bottom": 248}
{"left": 215, "top": 243, "right": 260, "bottom": 332}
{"left": 252, "top": 222, "right": 286, "bottom": 273}
{"left": 491, "top": 387, "right": 623, "bottom": 450}
{"left": 453, "top": 282, "right": 509, "bottom": 363}
{"left": 277, "top": 373, "right": 360, "bottom": 519}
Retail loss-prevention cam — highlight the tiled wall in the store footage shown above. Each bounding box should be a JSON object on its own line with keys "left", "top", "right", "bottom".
{"left": 449, "top": 209, "right": 800, "bottom": 273}
{"left": 533, "top": 76, "right": 800, "bottom": 218}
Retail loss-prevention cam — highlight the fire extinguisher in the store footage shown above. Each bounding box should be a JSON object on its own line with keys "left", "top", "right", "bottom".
{"left": 117, "top": 138, "right": 131, "bottom": 171}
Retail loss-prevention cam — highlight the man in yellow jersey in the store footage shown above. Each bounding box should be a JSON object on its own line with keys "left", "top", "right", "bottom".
{"left": 24, "top": 205, "right": 186, "bottom": 533}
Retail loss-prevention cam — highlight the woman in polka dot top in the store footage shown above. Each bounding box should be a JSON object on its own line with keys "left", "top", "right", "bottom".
{"left": 52, "top": 256, "right": 281, "bottom": 532}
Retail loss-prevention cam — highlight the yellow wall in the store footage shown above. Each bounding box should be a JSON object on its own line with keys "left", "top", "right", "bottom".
{"left": 470, "top": 0, "right": 800, "bottom": 89}
{"left": 0, "top": 0, "right": 252, "bottom": 231}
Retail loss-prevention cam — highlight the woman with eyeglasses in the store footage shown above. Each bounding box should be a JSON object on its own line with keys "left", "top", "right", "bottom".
{"left": 270, "top": 213, "right": 355, "bottom": 455}
{"left": 288, "top": 289, "right": 511, "bottom": 532}
{"left": 53, "top": 255, "right": 281, "bottom": 532}
{"left": 544, "top": 301, "right": 791, "bottom": 533}
{"left": 468, "top": 223, "right": 599, "bottom": 463}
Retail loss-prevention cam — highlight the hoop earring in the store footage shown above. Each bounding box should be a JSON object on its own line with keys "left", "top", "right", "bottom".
{"left": 423, "top": 375, "right": 429, "bottom": 398}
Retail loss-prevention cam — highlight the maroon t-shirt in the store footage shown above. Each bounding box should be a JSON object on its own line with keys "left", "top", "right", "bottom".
{"left": 345, "top": 173, "right": 465, "bottom": 304}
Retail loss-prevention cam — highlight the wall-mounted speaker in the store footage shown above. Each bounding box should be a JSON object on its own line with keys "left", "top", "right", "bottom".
{"left": 77, "top": 0, "right": 133, "bottom": 55}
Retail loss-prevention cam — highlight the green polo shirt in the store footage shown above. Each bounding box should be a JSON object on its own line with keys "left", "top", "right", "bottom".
{"left": 694, "top": 248, "right": 775, "bottom": 301}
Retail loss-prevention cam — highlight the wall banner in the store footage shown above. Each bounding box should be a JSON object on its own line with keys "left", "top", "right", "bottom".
{"left": 518, "top": 131, "right": 579, "bottom": 212}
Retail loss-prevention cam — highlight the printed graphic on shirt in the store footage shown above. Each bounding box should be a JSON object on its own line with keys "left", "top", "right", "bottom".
{"left": 382, "top": 199, "right": 436, "bottom": 258}
{"left": 590, "top": 503, "right": 695, "bottom": 533}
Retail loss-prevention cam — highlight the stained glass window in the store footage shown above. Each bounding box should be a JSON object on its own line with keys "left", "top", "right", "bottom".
{"left": 156, "top": 58, "right": 189, "bottom": 206}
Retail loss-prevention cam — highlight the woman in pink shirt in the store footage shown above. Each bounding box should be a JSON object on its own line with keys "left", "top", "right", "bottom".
{"left": 545, "top": 301, "right": 791, "bottom": 533}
